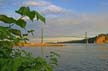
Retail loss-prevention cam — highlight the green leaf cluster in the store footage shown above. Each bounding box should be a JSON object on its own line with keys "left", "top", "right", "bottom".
{"left": 0, "top": 6, "right": 58, "bottom": 71}
{"left": 16, "top": 6, "right": 45, "bottom": 23}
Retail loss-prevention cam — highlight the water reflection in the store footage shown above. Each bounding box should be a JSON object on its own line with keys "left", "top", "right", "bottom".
{"left": 96, "top": 46, "right": 108, "bottom": 59}
{"left": 22, "top": 44, "right": 108, "bottom": 71}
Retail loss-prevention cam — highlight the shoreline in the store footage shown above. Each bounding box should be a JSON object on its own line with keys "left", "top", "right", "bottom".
{"left": 16, "top": 42, "right": 64, "bottom": 47}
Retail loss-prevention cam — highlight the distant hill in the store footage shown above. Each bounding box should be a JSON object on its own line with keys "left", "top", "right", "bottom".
{"left": 57, "top": 34, "right": 108, "bottom": 44}
{"left": 58, "top": 36, "right": 97, "bottom": 43}
{"left": 96, "top": 34, "right": 108, "bottom": 44}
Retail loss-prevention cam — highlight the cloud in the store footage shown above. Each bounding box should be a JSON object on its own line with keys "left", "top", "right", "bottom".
{"left": 23, "top": 1, "right": 50, "bottom": 7}
{"left": 46, "top": 5, "right": 63, "bottom": 13}
{"left": 23, "top": 0, "right": 64, "bottom": 14}
{"left": 43, "top": 12, "right": 108, "bottom": 36}
{"left": 41, "top": 5, "right": 64, "bottom": 14}
{"left": 17, "top": 0, "right": 108, "bottom": 36}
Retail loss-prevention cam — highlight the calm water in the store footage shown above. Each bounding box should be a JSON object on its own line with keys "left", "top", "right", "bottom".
{"left": 22, "top": 44, "right": 108, "bottom": 71}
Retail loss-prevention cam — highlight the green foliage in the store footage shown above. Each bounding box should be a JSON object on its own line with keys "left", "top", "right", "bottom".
{"left": 27, "top": 30, "right": 35, "bottom": 36}
{"left": 49, "top": 52, "right": 60, "bottom": 66}
{"left": 16, "top": 7, "right": 35, "bottom": 21}
{"left": 0, "top": 49, "right": 58, "bottom": 71}
{"left": 16, "top": 6, "right": 46, "bottom": 23}
{"left": 9, "top": 28, "right": 21, "bottom": 36}
{"left": 35, "top": 11, "right": 46, "bottom": 23}
{"left": 0, "top": 15, "right": 16, "bottom": 24}
{"left": 0, "top": 6, "right": 58, "bottom": 71}
{"left": 16, "top": 7, "right": 30, "bottom": 16}
{"left": 16, "top": 19, "right": 26, "bottom": 28}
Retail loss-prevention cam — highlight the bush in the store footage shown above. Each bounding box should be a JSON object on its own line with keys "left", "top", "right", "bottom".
{"left": 0, "top": 6, "right": 59, "bottom": 71}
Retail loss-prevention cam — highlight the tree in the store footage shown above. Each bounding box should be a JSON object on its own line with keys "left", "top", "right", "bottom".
{"left": 0, "top": 6, "right": 59, "bottom": 71}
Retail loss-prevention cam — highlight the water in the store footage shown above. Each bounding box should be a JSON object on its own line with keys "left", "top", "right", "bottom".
{"left": 22, "top": 44, "right": 108, "bottom": 71}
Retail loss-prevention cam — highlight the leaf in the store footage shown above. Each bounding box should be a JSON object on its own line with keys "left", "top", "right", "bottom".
{"left": 27, "top": 30, "right": 35, "bottom": 36}
{"left": 0, "top": 26, "right": 8, "bottom": 31}
{"left": 50, "top": 52, "right": 60, "bottom": 57}
{"left": 16, "top": 7, "right": 46, "bottom": 22}
{"left": 27, "top": 30, "right": 35, "bottom": 33}
{"left": 16, "top": 6, "right": 30, "bottom": 16}
{"left": 16, "top": 7, "right": 25, "bottom": 15}
{"left": 50, "top": 58, "right": 58, "bottom": 66}
{"left": 23, "top": 34, "right": 28, "bottom": 37}
{"left": 16, "top": 19, "right": 26, "bottom": 28}
{"left": 35, "top": 11, "right": 46, "bottom": 23}
{"left": 0, "top": 26, "right": 11, "bottom": 39}
{"left": 0, "top": 15, "right": 16, "bottom": 24}
{"left": 28, "top": 11, "right": 35, "bottom": 21}
{"left": 12, "top": 58, "right": 22, "bottom": 71}
{"left": 9, "top": 28, "right": 21, "bottom": 36}
{"left": 16, "top": 7, "right": 35, "bottom": 21}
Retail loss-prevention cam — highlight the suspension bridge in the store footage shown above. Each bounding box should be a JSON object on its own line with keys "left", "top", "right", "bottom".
{"left": 30, "top": 32, "right": 97, "bottom": 43}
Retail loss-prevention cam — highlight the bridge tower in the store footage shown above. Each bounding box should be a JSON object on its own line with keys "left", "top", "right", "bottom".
{"left": 85, "top": 32, "right": 88, "bottom": 46}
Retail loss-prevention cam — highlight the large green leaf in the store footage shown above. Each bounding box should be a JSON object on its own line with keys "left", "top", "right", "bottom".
{"left": 16, "top": 19, "right": 26, "bottom": 28}
{"left": 35, "top": 11, "right": 46, "bottom": 23}
{"left": 0, "top": 15, "right": 16, "bottom": 24}
{"left": 16, "top": 7, "right": 35, "bottom": 21}
{"left": 16, "top": 7, "right": 46, "bottom": 22}
{"left": 28, "top": 11, "right": 36, "bottom": 21}
{"left": 16, "top": 7, "right": 30, "bottom": 16}
{"left": 0, "top": 26, "right": 8, "bottom": 31}
{"left": 9, "top": 28, "right": 21, "bottom": 36}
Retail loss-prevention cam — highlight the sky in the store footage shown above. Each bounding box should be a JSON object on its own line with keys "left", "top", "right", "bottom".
{"left": 0, "top": 0, "right": 108, "bottom": 37}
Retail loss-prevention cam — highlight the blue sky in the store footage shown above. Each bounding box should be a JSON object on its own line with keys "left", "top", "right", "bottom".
{"left": 51, "top": 0, "right": 104, "bottom": 12}
{"left": 0, "top": 0, "right": 108, "bottom": 37}
{"left": 1, "top": 0, "right": 108, "bottom": 14}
